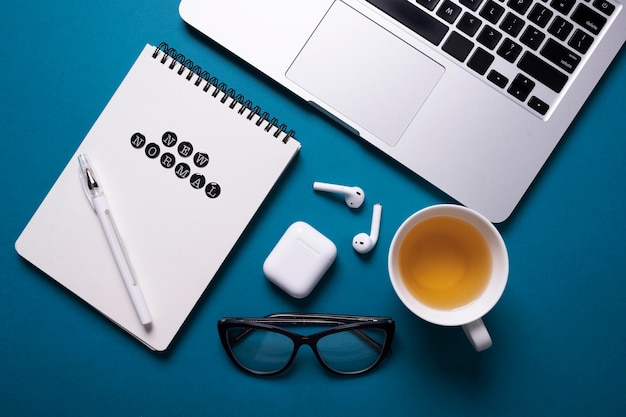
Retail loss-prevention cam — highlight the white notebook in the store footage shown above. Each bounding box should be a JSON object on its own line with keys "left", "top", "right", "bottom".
{"left": 15, "top": 43, "right": 301, "bottom": 351}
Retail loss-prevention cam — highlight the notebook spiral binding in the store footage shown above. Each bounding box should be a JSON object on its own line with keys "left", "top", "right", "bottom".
{"left": 153, "top": 42, "right": 296, "bottom": 144}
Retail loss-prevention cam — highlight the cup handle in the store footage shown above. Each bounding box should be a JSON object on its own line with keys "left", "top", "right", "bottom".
{"left": 462, "top": 318, "right": 492, "bottom": 351}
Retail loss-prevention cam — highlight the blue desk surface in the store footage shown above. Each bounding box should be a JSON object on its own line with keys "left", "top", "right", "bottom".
{"left": 2, "top": 1, "right": 625, "bottom": 416}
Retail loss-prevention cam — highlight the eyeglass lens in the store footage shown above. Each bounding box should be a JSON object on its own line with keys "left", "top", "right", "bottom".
{"left": 225, "top": 325, "right": 387, "bottom": 374}
{"left": 226, "top": 327, "right": 294, "bottom": 374}
{"left": 316, "top": 327, "right": 387, "bottom": 373}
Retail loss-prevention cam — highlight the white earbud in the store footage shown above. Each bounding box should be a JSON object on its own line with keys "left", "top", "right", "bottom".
{"left": 353, "top": 203, "right": 382, "bottom": 254}
{"left": 312, "top": 181, "right": 365, "bottom": 209}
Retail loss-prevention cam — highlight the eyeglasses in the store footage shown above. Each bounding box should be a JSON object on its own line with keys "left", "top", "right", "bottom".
{"left": 217, "top": 313, "right": 395, "bottom": 376}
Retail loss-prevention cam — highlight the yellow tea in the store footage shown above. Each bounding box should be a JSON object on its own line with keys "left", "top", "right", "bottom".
{"left": 398, "top": 215, "right": 492, "bottom": 310}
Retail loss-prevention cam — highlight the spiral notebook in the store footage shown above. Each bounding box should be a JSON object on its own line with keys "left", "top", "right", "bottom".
{"left": 15, "top": 43, "right": 301, "bottom": 351}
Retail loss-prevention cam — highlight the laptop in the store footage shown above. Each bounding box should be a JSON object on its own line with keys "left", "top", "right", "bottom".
{"left": 179, "top": 0, "right": 625, "bottom": 222}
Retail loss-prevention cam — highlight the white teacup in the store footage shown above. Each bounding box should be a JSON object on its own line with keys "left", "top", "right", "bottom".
{"left": 388, "top": 204, "right": 508, "bottom": 351}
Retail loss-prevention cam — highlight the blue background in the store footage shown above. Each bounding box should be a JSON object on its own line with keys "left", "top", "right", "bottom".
{"left": 2, "top": 1, "right": 625, "bottom": 416}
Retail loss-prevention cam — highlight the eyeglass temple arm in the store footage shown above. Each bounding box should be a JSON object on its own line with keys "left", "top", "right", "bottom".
{"left": 351, "top": 329, "right": 387, "bottom": 354}
{"left": 265, "top": 313, "right": 391, "bottom": 324}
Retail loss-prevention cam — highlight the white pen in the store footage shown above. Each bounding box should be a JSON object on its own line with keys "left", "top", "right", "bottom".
{"left": 78, "top": 154, "right": 152, "bottom": 326}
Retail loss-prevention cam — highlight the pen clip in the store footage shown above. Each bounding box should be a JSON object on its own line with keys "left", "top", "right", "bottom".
{"left": 78, "top": 154, "right": 99, "bottom": 210}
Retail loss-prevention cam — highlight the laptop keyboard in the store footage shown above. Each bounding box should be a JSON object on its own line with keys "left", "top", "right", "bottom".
{"left": 366, "top": 0, "right": 620, "bottom": 118}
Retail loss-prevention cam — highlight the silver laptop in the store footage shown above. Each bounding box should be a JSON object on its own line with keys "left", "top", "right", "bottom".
{"left": 179, "top": 0, "right": 625, "bottom": 222}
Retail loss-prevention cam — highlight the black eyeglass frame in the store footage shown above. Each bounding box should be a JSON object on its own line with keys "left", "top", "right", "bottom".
{"left": 217, "top": 313, "right": 395, "bottom": 376}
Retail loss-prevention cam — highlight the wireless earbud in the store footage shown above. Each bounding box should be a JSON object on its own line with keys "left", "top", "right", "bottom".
{"left": 353, "top": 203, "right": 382, "bottom": 254}
{"left": 312, "top": 181, "right": 365, "bottom": 209}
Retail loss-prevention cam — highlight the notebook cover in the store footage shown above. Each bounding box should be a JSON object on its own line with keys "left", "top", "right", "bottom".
{"left": 15, "top": 43, "right": 300, "bottom": 351}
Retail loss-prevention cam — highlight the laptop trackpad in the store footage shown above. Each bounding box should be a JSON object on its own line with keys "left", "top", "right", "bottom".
{"left": 286, "top": 1, "right": 444, "bottom": 146}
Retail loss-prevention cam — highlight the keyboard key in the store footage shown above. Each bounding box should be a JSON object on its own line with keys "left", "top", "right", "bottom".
{"left": 468, "top": 47, "right": 495, "bottom": 74}
{"left": 550, "top": 0, "right": 576, "bottom": 15}
{"left": 520, "top": 25, "right": 545, "bottom": 50}
{"left": 477, "top": 25, "right": 503, "bottom": 49}
{"left": 508, "top": 0, "right": 533, "bottom": 15}
{"left": 541, "top": 38, "right": 581, "bottom": 73}
{"left": 593, "top": 0, "right": 615, "bottom": 16}
{"left": 498, "top": 38, "right": 523, "bottom": 62}
{"left": 437, "top": 0, "right": 463, "bottom": 23}
{"left": 460, "top": 0, "right": 485, "bottom": 11}
{"left": 528, "top": 4, "right": 554, "bottom": 28}
{"left": 416, "top": 0, "right": 442, "bottom": 11}
{"left": 508, "top": 74, "right": 535, "bottom": 101}
{"left": 569, "top": 29, "right": 594, "bottom": 54}
{"left": 500, "top": 13, "right": 525, "bottom": 37}
{"left": 518, "top": 51, "right": 568, "bottom": 92}
{"left": 528, "top": 96, "right": 550, "bottom": 115}
{"left": 548, "top": 16, "right": 573, "bottom": 41}
{"left": 571, "top": 4, "right": 607, "bottom": 35}
{"left": 487, "top": 70, "right": 509, "bottom": 88}
{"left": 457, "top": 12, "right": 483, "bottom": 36}
{"left": 442, "top": 31, "right": 475, "bottom": 61}
{"left": 480, "top": 1, "right": 505, "bottom": 24}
